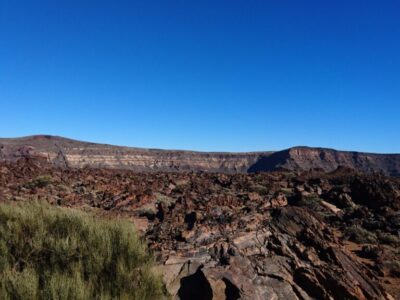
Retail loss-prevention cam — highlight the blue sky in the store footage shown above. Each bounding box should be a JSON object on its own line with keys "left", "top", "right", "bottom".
{"left": 1, "top": 1, "right": 399, "bottom": 153}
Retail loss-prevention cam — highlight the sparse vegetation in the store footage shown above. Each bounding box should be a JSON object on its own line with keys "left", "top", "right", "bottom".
{"left": 23, "top": 175, "right": 53, "bottom": 189}
{"left": 345, "top": 225, "right": 378, "bottom": 244}
{"left": 156, "top": 193, "right": 175, "bottom": 206}
{"left": 249, "top": 184, "right": 268, "bottom": 195}
{"left": 0, "top": 201, "right": 168, "bottom": 300}
{"left": 384, "top": 260, "right": 400, "bottom": 277}
{"left": 280, "top": 187, "right": 294, "bottom": 197}
{"left": 297, "top": 196, "right": 321, "bottom": 210}
{"left": 376, "top": 231, "right": 400, "bottom": 246}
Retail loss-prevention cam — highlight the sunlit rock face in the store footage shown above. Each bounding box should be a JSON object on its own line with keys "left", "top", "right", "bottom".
{"left": 1, "top": 135, "right": 400, "bottom": 176}
{"left": 0, "top": 135, "right": 264, "bottom": 172}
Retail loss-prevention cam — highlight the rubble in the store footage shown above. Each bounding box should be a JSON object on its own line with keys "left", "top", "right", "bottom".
{"left": 0, "top": 158, "right": 399, "bottom": 299}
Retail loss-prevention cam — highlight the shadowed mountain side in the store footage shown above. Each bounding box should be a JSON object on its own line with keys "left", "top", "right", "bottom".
{"left": 247, "top": 150, "right": 292, "bottom": 172}
{"left": 249, "top": 147, "right": 400, "bottom": 177}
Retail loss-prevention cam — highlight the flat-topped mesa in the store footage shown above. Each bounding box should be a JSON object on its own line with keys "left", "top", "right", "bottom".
{"left": 0, "top": 135, "right": 399, "bottom": 176}
{"left": 0, "top": 135, "right": 266, "bottom": 172}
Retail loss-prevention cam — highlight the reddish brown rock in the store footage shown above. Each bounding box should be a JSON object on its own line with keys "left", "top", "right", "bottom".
{"left": 0, "top": 158, "right": 399, "bottom": 299}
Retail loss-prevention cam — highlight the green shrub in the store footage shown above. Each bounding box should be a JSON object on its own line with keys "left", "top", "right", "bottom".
{"left": 280, "top": 187, "right": 294, "bottom": 196}
{"left": 376, "top": 231, "right": 400, "bottom": 246}
{"left": 23, "top": 175, "right": 53, "bottom": 189}
{"left": 297, "top": 197, "right": 321, "bottom": 210}
{"left": 0, "top": 201, "right": 168, "bottom": 299}
{"left": 384, "top": 260, "right": 400, "bottom": 276}
{"left": 345, "top": 225, "right": 377, "bottom": 244}
{"left": 249, "top": 184, "right": 268, "bottom": 196}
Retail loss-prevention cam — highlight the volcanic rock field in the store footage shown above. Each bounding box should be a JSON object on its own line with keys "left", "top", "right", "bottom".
{"left": 1, "top": 136, "right": 400, "bottom": 299}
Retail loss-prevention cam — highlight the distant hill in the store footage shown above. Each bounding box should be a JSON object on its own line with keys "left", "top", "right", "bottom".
{"left": 1, "top": 135, "right": 399, "bottom": 176}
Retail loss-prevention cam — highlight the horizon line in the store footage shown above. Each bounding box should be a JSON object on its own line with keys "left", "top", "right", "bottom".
{"left": 1, "top": 134, "right": 399, "bottom": 156}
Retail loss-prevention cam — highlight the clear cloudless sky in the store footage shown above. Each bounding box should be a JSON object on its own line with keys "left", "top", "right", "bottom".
{"left": 1, "top": 0, "right": 399, "bottom": 153}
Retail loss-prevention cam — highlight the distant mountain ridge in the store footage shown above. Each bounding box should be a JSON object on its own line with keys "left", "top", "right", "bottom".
{"left": 1, "top": 135, "right": 399, "bottom": 176}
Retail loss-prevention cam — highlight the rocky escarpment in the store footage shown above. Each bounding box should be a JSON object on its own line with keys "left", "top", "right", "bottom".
{"left": 1, "top": 135, "right": 400, "bottom": 176}
{"left": 0, "top": 135, "right": 265, "bottom": 172}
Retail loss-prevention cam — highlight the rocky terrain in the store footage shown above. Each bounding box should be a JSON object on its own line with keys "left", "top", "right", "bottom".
{"left": 1, "top": 157, "right": 399, "bottom": 299}
{"left": 1, "top": 135, "right": 400, "bottom": 176}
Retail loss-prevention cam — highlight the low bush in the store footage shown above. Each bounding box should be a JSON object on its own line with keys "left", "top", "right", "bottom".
{"left": 249, "top": 184, "right": 269, "bottom": 196}
{"left": 345, "top": 225, "right": 377, "bottom": 244}
{"left": 376, "top": 231, "right": 400, "bottom": 246}
{"left": 384, "top": 260, "right": 400, "bottom": 277}
{"left": 0, "top": 201, "right": 168, "bottom": 299}
{"left": 23, "top": 175, "right": 53, "bottom": 189}
{"left": 359, "top": 245, "right": 380, "bottom": 259}
{"left": 296, "top": 197, "right": 322, "bottom": 210}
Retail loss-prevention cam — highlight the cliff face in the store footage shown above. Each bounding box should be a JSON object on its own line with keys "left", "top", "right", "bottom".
{"left": 0, "top": 135, "right": 264, "bottom": 173}
{"left": 1, "top": 135, "right": 400, "bottom": 176}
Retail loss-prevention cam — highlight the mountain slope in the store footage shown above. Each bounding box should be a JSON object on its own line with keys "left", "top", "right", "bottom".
{"left": 249, "top": 147, "right": 400, "bottom": 176}
{"left": 1, "top": 135, "right": 399, "bottom": 176}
